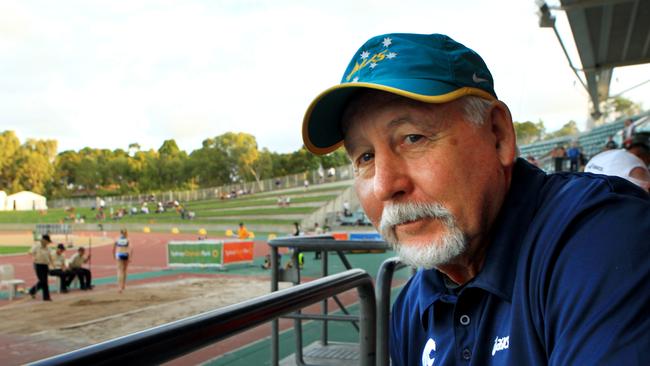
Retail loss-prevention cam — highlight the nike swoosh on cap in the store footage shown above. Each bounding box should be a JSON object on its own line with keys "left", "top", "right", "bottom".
{"left": 472, "top": 73, "right": 488, "bottom": 83}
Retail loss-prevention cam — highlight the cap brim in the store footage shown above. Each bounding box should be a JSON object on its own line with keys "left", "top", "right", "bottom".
{"left": 302, "top": 80, "right": 495, "bottom": 155}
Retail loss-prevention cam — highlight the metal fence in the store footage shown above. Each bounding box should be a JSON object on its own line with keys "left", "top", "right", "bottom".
{"left": 29, "top": 269, "right": 376, "bottom": 366}
{"left": 48, "top": 164, "right": 356, "bottom": 209}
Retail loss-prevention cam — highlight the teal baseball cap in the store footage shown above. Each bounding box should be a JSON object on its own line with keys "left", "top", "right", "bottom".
{"left": 302, "top": 33, "right": 498, "bottom": 155}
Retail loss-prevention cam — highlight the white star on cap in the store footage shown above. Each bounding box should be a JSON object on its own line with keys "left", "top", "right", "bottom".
{"left": 360, "top": 51, "right": 370, "bottom": 60}
{"left": 352, "top": 76, "right": 359, "bottom": 82}
{"left": 386, "top": 52, "right": 397, "bottom": 59}
{"left": 370, "top": 62, "right": 377, "bottom": 69}
{"left": 382, "top": 37, "right": 392, "bottom": 47}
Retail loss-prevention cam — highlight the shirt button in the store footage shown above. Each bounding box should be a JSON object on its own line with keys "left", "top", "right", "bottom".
{"left": 462, "top": 347, "right": 472, "bottom": 361}
{"left": 459, "top": 314, "right": 470, "bottom": 326}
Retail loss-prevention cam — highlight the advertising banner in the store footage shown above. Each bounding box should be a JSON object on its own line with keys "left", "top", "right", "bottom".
{"left": 167, "top": 240, "right": 223, "bottom": 267}
{"left": 349, "top": 232, "right": 382, "bottom": 241}
{"left": 223, "top": 241, "right": 254, "bottom": 264}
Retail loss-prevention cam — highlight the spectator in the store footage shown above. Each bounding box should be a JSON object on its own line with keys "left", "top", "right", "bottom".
{"left": 313, "top": 223, "right": 324, "bottom": 259}
{"left": 526, "top": 155, "right": 539, "bottom": 167}
{"left": 113, "top": 229, "right": 132, "bottom": 293}
{"left": 261, "top": 254, "right": 272, "bottom": 269}
{"left": 49, "top": 243, "right": 71, "bottom": 293}
{"left": 585, "top": 149, "right": 650, "bottom": 192}
{"left": 343, "top": 200, "right": 351, "bottom": 217}
{"left": 292, "top": 222, "right": 301, "bottom": 236}
{"left": 28, "top": 234, "right": 53, "bottom": 301}
{"left": 67, "top": 247, "right": 93, "bottom": 290}
{"left": 237, "top": 222, "right": 250, "bottom": 239}
{"left": 587, "top": 132, "right": 650, "bottom": 192}
{"left": 604, "top": 135, "right": 618, "bottom": 150}
{"left": 304, "top": 179, "right": 310, "bottom": 190}
{"left": 550, "top": 144, "right": 566, "bottom": 172}
{"left": 625, "top": 132, "right": 650, "bottom": 166}
{"left": 566, "top": 141, "right": 582, "bottom": 172}
{"left": 623, "top": 118, "right": 635, "bottom": 144}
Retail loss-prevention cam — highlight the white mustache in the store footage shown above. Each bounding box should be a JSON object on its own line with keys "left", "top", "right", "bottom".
{"left": 379, "top": 202, "right": 456, "bottom": 243}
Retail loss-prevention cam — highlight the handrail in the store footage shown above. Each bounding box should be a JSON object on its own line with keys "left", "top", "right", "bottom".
{"left": 29, "top": 269, "right": 377, "bottom": 366}
{"left": 376, "top": 257, "right": 408, "bottom": 366}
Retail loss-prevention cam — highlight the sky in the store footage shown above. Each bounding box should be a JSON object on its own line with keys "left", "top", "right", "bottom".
{"left": 1, "top": 0, "right": 649, "bottom": 155}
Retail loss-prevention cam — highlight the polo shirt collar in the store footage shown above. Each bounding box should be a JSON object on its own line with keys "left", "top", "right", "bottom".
{"left": 417, "top": 158, "right": 546, "bottom": 320}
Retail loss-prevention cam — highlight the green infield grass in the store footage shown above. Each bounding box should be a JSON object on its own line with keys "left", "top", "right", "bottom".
{"left": 0, "top": 246, "right": 30, "bottom": 255}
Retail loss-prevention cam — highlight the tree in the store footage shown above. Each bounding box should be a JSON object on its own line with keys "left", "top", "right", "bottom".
{"left": 604, "top": 96, "right": 642, "bottom": 119}
{"left": 157, "top": 139, "right": 189, "bottom": 189}
{"left": 188, "top": 139, "right": 230, "bottom": 188}
{"left": 545, "top": 120, "right": 580, "bottom": 140}
{"left": 514, "top": 120, "right": 545, "bottom": 145}
{"left": 319, "top": 148, "right": 350, "bottom": 168}
{"left": 213, "top": 132, "right": 265, "bottom": 188}
{"left": 8, "top": 138, "right": 58, "bottom": 194}
{"left": 0, "top": 131, "right": 21, "bottom": 189}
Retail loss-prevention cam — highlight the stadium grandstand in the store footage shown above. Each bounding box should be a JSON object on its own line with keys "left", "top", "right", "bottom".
{"left": 520, "top": 112, "right": 650, "bottom": 171}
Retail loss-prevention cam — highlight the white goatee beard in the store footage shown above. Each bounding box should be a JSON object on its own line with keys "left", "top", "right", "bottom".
{"left": 379, "top": 201, "right": 467, "bottom": 269}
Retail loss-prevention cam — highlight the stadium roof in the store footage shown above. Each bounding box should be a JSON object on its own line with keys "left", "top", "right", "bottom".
{"left": 538, "top": 0, "right": 650, "bottom": 120}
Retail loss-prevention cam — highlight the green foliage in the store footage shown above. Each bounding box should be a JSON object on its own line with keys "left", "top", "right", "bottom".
{"left": 545, "top": 120, "right": 580, "bottom": 140}
{"left": 606, "top": 96, "right": 642, "bottom": 116}
{"left": 0, "top": 132, "right": 57, "bottom": 195}
{"left": 0, "top": 130, "right": 352, "bottom": 199}
{"left": 514, "top": 120, "right": 545, "bottom": 145}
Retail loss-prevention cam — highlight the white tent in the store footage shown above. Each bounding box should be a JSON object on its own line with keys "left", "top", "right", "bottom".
{"left": 5, "top": 191, "right": 48, "bottom": 211}
{"left": 0, "top": 191, "right": 6, "bottom": 211}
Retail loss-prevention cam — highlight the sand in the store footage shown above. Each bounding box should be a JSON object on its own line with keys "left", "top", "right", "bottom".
{"left": 0, "top": 277, "right": 289, "bottom": 355}
{"left": 0, "top": 232, "right": 114, "bottom": 247}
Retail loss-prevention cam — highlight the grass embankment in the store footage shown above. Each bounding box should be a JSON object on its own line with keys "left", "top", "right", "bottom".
{"left": 0, "top": 246, "right": 30, "bottom": 255}
{"left": 0, "top": 186, "right": 345, "bottom": 226}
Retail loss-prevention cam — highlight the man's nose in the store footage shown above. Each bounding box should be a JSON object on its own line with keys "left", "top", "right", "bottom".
{"left": 372, "top": 153, "right": 413, "bottom": 202}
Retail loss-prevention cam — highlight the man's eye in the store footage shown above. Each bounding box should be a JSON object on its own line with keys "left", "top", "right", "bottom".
{"left": 404, "top": 134, "right": 424, "bottom": 144}
{"left": 357, "top": 152, "right": 374, "bottom": 165}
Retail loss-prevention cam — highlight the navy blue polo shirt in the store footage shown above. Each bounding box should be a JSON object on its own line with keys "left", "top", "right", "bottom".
{"left": 390, "top": 158, "right": 650, "bottom": 366}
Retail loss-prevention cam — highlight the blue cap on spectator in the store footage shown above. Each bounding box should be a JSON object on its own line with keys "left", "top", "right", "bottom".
{"left": 302, "top": 33, "right": 497, "bottom": 155}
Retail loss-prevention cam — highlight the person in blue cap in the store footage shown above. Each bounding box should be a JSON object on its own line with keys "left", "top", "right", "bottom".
{"left": 302, "top": 33, "right": 650, "bottom": 365}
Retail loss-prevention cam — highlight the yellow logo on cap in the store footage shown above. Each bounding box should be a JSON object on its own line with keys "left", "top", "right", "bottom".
{"left": 345, "top": 38, "right": 397, "bottom": 82}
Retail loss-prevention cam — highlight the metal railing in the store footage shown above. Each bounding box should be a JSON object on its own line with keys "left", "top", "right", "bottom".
{"left": 29, "top": 269, "right": 377, "bottom": 366}
{"left": 375, "top": 257, "right": 408, "bottom": 366}
{"left": 268, "top": 236, "right": 392, "bottom": 365}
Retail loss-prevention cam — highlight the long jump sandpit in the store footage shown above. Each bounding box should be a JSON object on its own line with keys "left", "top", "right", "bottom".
{"left": 0, "top": 275, "right": 290, "bottom": 365}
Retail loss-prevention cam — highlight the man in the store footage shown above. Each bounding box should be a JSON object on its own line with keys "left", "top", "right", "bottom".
{"left": 28, "top": 234, "right": 53, "bottom": 301}
{"left": 301, "top": 33, "right": 649, "bottom": 365}
{"left": 585, "top": 132, "right": 650, "bottom": 192}
{"left": 566, "top": 141, "right": 581, "bottom": 172}
{"left": 604, "top": 134, "right": 618, "bottom": 150}
{"left": 49, "top": 243, "right": 71, "bottom": 293}
{"left": 67, "top": 247, "right": 93, "bottom": 290}
{"left": 625, "top": 131, "right": 650, "bottom": 166}
{"left": 237, "top": 222, "right": 250, "bottom": 239}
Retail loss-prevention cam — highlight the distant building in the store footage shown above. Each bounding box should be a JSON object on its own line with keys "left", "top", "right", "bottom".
{"left": 5, "top": 191, "right": 48, "bottom": 211}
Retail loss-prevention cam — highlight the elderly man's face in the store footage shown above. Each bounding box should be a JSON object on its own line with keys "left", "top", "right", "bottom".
{"left": 343, "top": 92, "right": 515, "bottom": 268}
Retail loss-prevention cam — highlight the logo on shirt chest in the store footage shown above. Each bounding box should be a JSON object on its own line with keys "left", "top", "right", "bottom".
{"left": 491, "top": 335, "right": 509, "bottom": 356}
{"left": 422, "top": 338, "right": 436, "bottom": 366}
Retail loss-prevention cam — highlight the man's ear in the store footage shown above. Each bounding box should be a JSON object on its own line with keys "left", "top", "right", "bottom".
{"left": 487, "top": 101, "right": 516, "bottom": 167}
